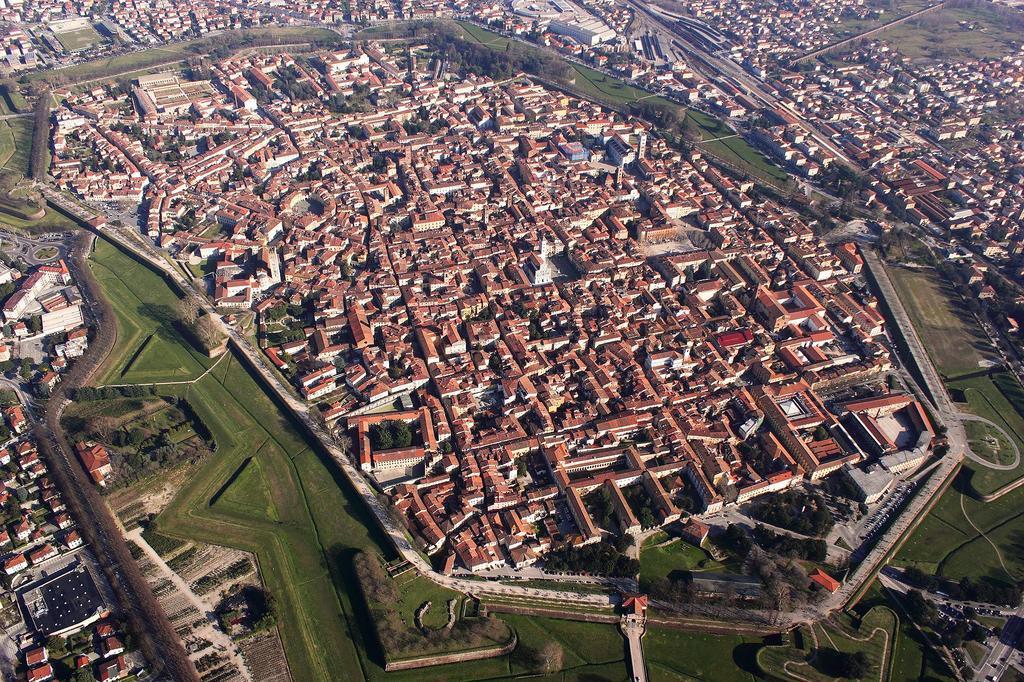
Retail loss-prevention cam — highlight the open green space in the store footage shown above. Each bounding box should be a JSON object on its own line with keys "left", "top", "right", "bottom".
{"left": 88, "top": 237, "right": 212, "bottom": 384}
{"left": 454, "top": 20, "right": 790, "bottom": 186}
{"left": 211, "top": 454, "right": 280, "bottom": 522}
{"left": 639, "top": 536, "right": 727, "bottom": 588}
{"left": 757, "top": 604, "right": 896, "bottom": 682}
{"left": 2, "top": 118, "right": 34, "bottom": 176}
{"left": 894, "top": 462, "right": 1024, "bottom": 587}
{"left": 887, "top": 264, "right": 996, "bottom": 378}
{"left": 645, "top": 628, "right": 762, "bottom": 681}
{"left": 965, "top": 419, "right": 1016, "bottom": 466}
{"left": 871, "top": 2, "right": 1024, "bottom": 61}
{"left": 53, "top": 24, "right": 104, "bottom": 52}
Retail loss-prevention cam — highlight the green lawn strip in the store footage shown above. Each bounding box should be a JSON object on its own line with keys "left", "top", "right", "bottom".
{"left": 644, "top": 628, "right": 761, "bottom": 681}
{"left": 154, "top": 372, "right": 360, "bottom": 681}
{"left": 3, "top": 118, "right": 33, "bottom": 176}
{"left": 0, "top": 123, "right": 15, "bottom": 168}
{"left": 886, "top": 265, "right": 994, "bottom": 378}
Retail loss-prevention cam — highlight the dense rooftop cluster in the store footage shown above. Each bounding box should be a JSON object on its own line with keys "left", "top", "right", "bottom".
{"left": 47, "top": 41, "right": 936, "bottom": 573}
{"left": 769, "top": 44, "right": 1024, "bottom": 248}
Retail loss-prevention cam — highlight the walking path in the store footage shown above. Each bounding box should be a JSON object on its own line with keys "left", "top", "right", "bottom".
{"left": 958, "top": 494, "right": 1014, "bottom": 580}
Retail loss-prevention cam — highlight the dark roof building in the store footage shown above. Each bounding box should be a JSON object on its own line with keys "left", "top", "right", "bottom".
{"left": 18, "top": 561, "right": 107, "bottom": 636}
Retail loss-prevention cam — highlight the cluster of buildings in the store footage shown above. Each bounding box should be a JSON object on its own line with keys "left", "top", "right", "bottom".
{"left": 1, "top": 432, "right": 84, "bottom": 579}
{"left": 44, "top": 41, "right": 940, "bottom": 573}
{"left": 0, "top": 257, "right": 90, "bottom": 394}
{"left": 0, "top": 407, "right": 133, "bottom": 678}
{"left": 770, "top": 43, "right": 1024, "bottom": 245}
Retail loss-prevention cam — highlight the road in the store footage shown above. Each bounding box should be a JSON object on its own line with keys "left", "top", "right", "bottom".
{"left": 28, "top": 228, "right": 198, "bottom": 681}
{"left": 881, "top": 566, "right": 1024, "bottom": 680}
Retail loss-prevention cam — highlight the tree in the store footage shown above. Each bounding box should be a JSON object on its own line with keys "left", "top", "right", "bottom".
{"left": 195, "top": 315, "right": 223, "bottom": 351}
{"left": 838, "top": 650, "right": 869, "bottom": 679}
{"left": 46, "top": 635, "right": 68, "bottom": 659}
{"left": 176, "top": 296, "right": 200, "bottom": 325}
{"left": 534, "top": 641, "right": 563, "bottom": 673}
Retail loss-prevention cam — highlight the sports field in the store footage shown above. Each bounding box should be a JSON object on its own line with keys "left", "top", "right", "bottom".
{"left": 54, "top": 24, "right": 103, "bottom": 52}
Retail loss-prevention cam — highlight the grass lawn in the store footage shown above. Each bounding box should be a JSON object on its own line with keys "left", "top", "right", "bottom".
{"left": 211, "top": 454, "right": 280, "bottom": 522}
{"left": 894, "top": 462, "right": 1024, "bottom": 587}
{"left": 88, "top": 237, "right": 211, "bottom": 384}
{"left": 0, "top": 124, "right": 15, "bottom": 168}
{"left": 757, "top": 605, "right": 896, "bottom": 682}
{"left": 965, "top": 420, "right": 1016, "bottom": 466}
{"left": 2, "top": 118, "right": 34, "bottom": 177}
{"left": 640, "top": 537, "right": 725, "bottom": 588}
{"left": 886, "top": 264, "right": 995, "bottom": 378}
{"left": 646, "top": 628, "right": 762, "bottom": 681}
{"left": 54, "top": 25, "right": 103, "bottom": 52}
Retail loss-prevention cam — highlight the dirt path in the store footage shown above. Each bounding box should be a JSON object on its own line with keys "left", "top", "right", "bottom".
{"left": 127, "top": 527, "right": 252, "bottom": 680}
{"left": 960, "top": 493, "right": 1014, "bottom": 580}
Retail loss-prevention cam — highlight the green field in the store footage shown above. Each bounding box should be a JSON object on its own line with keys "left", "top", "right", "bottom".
{"left": 2, "top": 118, "right": 34, "bottom": 176}
{"left": 887, "top": 265, "right": 995, "bottom": 378}
{"left": 454, "top": 21, "right": 790, "bottom": 186}
{"left": 965, "top": 419, "right": 1016, "bottom": 466}
{"left": 639, "top": 536, "right": 727, "bottom": 587}
{"left": 757, "top": 605, "right": 897, "bottom": 682}
{"left": 885, "top": 258, "right": 1024, "bottom": 588}
{"left": 54, "top": 24, "right": 103, "bottom": 52}
{"left": 88, "top": 238, "right": 211, "bottom": 384}
{"left": 872, "top": 3, "right": 1024, "bottom": 61}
